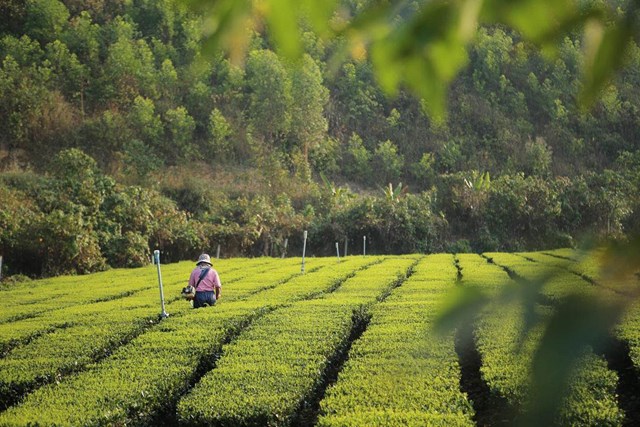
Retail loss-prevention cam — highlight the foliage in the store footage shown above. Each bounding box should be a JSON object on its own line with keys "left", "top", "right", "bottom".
{"left": 372, "top": 140, "right": 404, "bottom": 186}
{"left": 184, "top": 0, "right": 640, "bottom": 122}
{"left": 0, "top": 149, "right": 209, "bottom": 276}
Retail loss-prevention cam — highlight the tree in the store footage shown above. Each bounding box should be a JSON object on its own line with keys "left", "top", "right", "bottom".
{"left": 23, "top": 0, "right": 69, "bottom": 44}
{"left": 328, "top": 61, "right": 384, "bottom": 143}
{"left": 245, "top": 49, "right": 292, "bottom": 145}
{"left": 522, "top": 138, "right": 553, "bottom": 177}
{"left": 0, "top": 51, "right": 53, "bottom": 155}
{"left": 208, "top": 108, "right": 233, "bottom": 158}
{"left": 163, "top": 106, "right": 196, "bottom": 162}
{"left": 0, "top": 1, "right": 27, "bottom": 35}
{"left": 342, "top": 133, "right": 371, "bottom": 183}
{"left": 102, "top": 18, "right": 158, "bottom": 104}
{"left": 45, "top": 40, "right": 88, "bottom": 106}
{"left": 289, "top": 54, "right": 329, "bottom": 161}
{"left": 372, "top": 139, "right": 404, "bottom": 186}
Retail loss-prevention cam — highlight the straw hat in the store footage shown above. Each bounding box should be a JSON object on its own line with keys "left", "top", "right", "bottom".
{"left": 196, "top": 253, "right": 212, "bottom": 266}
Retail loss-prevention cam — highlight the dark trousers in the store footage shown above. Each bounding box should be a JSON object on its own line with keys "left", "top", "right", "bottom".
{"left": 194, "top": 291, "right": 216, "bottom": 308}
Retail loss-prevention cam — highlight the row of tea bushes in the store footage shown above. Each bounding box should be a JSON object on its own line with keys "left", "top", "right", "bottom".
{"left": 497, "top": 251, "right": 640, "bottom": 374}
{"left": 455, "top": 253, "right": 508, "bottom": 294}
{"left": 456, "top": 254, "right": 526, "bottom": 405}
{"left": 176, "top": 257, "right": 419, "bottom": 426}
{"left": 480, "top": 253, "right": 624, "bottom": 425}
{"left": 317, "top": 254, "right": 475, "bottom": 426}
{"left": 524, "top": 250, "right": 640, "bottom": 386}
{"left": 486, "top": 252, "right": 596, "bottom": 301}
{"left": 542, "top": 248, "right": 580, "bottom": 260}
{"left": 0, "top": 257, "right": 377, "bottom": 426}
{"left": 0, "top": 295, "right": 174, "bottom": 409}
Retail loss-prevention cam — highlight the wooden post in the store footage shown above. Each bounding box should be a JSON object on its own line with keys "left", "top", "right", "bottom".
{"left": 344, "top": 238, "right": 348, "bottom": 257}
{"left": 336, "top": 242, "right": 340, "bottom": 262}
{"left": 0, "top": 255, "right": 3, "bottom": 281}
{"left": 216, "top": 244, "right": 221, "bottom": 259}
{"left": 282, "top": 238, "right": 288, "bottom": 258}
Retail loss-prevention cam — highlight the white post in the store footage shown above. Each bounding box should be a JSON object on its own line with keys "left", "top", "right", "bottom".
{"left": 363, "top": 236, "right": 367, "bottom": 256}
{"left": 344, "top": 237, "right": 348, "bottom": 257}
{"left": 282, "top": 238, "right": 288, "bottom": 258}
{"left": 153, "top": 250, "right": 169, "bottom": 318}
{"left": 336, "top": 242, "right": 340, "bottom": 262}
{"left": 301, "top": 230, "right": 308, "bottom": 273}
{"left": 0, "top": 255, "right": 3, "bottom": 281}
{"left": 216, "top": 244, "right": 221, "bottom": 259}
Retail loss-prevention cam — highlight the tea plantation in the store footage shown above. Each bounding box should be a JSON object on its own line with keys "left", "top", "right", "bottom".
{"left": 0, "top": 252, "right": 638, "bottom": 426}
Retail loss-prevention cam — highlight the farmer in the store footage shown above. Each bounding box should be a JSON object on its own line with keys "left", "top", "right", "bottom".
{"left": 188, "top": 253, "right": 222, "bottom": 308}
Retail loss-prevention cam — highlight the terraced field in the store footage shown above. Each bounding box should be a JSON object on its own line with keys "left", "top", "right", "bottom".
{"left": 0, "top": 252, "right": 638, "bottom": 426}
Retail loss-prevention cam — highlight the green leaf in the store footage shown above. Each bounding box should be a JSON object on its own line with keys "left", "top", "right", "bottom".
{"left": 481, "top": 0, "right": 574, "bottom": 37}
{"left": 300, "top": 0, "right": 340, "bottom": 38}
{"left": 369, "top": 1, "right": 477, "bottom": 120}
{"left": 521, "top": 294, "right": 626, "bottom": 426}
{"left": 197, "top": 0, "right": 254, "bottom": 65}
{"left": 266, "top": 0, "right": 302, "bottom": 60}
{"left": 433, "top": 286, "right": 489, "bottom": 335}
{"left": 580, "top": 17, "right": 634, "bottom": 108}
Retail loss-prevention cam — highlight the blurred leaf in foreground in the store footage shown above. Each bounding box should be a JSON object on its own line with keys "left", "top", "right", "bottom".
{"left": 522, "top": 293, "right": 627, "bottom": 427}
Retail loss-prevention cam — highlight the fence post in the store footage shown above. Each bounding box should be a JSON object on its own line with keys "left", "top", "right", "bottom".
{"left": 344, "top": 237, "right": 348, "bottom": 258}
{"left": 336, "top": 242, "right": 340, "bottom": 262}
{"left": 282, "top": 238, "right": 288, "bottom": 258}
{"left": 0, "top": 255, "right": 3, "bottom": 281}
{"left": 216, "top": 244, "right": 221, "bottom": 259}
{"left": 363, "top": 236, "right": 367, "bottom": 256}
{"left": 301, "top": 230, "right": 308, "bottom": 273}
{"left": 153, "top": 250, "right": 169, "bottom": 319}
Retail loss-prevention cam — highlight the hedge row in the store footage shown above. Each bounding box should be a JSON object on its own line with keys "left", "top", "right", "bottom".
{"left": 0, "top": 256, "right": 377, "bottom": 426}
{"left": 317, "top": 254, "right": 475, "bottom": 426}
{"left": 176, "top": 256, "right": 418, "bottom": 426}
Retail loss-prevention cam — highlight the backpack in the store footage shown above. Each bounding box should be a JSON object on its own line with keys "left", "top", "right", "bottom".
{"left": 181, "top": 268, "right": 210, "bottom": 301}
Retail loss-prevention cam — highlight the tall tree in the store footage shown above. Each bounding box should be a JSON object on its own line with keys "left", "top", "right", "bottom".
{"left": 289, "top": 53, "right": 328, "bottom": 161}
{"left": 245, "top": 49, "right": 292, "bottom": 146}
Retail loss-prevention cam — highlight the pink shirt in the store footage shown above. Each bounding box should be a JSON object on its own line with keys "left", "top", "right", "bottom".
{"left": 188, "top": 266, "right": 221, "bottom": 292}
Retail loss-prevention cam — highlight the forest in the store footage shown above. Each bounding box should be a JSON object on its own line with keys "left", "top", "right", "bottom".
{"left": 0, "top": 0, "right": 639, "bottom": 277}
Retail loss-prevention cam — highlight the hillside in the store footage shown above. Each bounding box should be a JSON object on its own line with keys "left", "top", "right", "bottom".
{"left": 0, "top": 0, "right": 639, "bottom": 277}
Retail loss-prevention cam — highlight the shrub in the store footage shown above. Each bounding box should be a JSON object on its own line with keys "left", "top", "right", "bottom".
{"left": 372, "top": 140, "right": 404, "bottom": 185}
{"left": 101, "top": 231, "right": 150, "bottom": 268}
{"left": 447, "top": 239, "right": 473, "bottom": 253}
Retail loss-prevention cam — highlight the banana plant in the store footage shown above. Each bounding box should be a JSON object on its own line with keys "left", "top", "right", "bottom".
{"left": 463, "top": 170, "right": 491, "bottom": 192}
{"left": 381, "top": 182, "right": 408, "bottom": 203}
{"left": 320, "top": 172, "right": 351, "bottom": 205}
